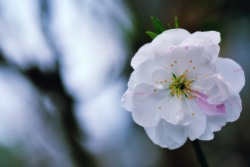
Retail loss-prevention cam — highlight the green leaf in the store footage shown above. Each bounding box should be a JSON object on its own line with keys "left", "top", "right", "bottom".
{"left": 175, "top": 16, "right": 179, "bottom": 28}
{"left": 150, "top": 16, "right": 165, "bottom": 34}
{"left": 146, "top": 31, "right": 158, "bottom": 39}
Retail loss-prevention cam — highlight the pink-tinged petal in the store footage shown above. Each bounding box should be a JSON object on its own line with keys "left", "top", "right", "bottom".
{"left": 145, "top": 119, "right": 187, "bottom": 149}
{"left": 194, "top": 92, "right": 226, "bottom": 116}
{"left": 215, "top": 57, "right": 245, "bottom": 93}
{"left": 193, "top": 75, "right": 229, "bottom": 105}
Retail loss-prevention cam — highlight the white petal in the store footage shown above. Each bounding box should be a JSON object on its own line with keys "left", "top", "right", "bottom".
{"left": 199, "top": 115, "right": 227, "bottom": 140}
{"left": 181, "top": 31, "right": 221, "bottom": 61}
{"left": 206, "top": 74, "right": 229, "bottom": 104}
{"left": 123, "top": 58, "right": 171, "bottom": 118}
{"left": 145, "top": 119, "right": 187, "bottom": 149}
{"left": 183, "top": 31, "right": 220, "bottom": 45}
{"left": 152, "top": 29, "right": 190, "bottom": 46}
{"left": 154, "top": 45, "right": 211, "bottom": 76}
{"left": 122, "top": 59, "right": 163, "bottom": 113}
{"left": 198, "top": 128, "right": 214, "bottom": 140}
{"left": 130, "top": 58, "right": 163, "bottom": 87}
{"left": 152, "top": 69, "right": 171, "bottom": 89}
{"left": 131, "top": 29, "right": 190, "bottom": 69}
{"left": 131, "top": 44, "right": 152, "bottom": 69}
{"left": 121, "top": 89, "right": 133, "bottom": 111}
{"left": 215, "top": 57, "right": 245, "bottom": 93}
{"left": 131, "top": 84, "right": 164, "bottom": 127}
{"left": 184, "top": 99, "right": 206, "bottom": 140}
{"left": 224, "top": 90, "right": 242, "bottom": 122}
{"left": 160, "top": 97, "right": 189, "bottom": 125}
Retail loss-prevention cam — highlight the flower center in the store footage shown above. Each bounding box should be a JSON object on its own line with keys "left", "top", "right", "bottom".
{"left": 169, "top": 73, "right": 193, "bottom": 98}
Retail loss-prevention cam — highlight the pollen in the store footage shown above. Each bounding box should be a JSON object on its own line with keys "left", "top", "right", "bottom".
{"left": 174, "top": 60, "right": 177, "bottom": 63}
{"left": 193, "top": 67, "right": 196, "bottom": 70}
{"left": 164, "top": 80, "right": 167, "bottom": 82}
{"left": 171, "top": 64, "right": 174, "bottom": 67}
{"left": 159, "top": 107, "right": 162, "bottom": 110}
{"left": 154, "top": 89, "right": 157, "bottom": 92}
{"left": 169, "top": 72, "right": 194, "bottom": 99}
{"left": 190, "top": 60, "right": 192, "bottom": 63}
{"left": 192, "top": 112, "right": 195, "bottom": 116}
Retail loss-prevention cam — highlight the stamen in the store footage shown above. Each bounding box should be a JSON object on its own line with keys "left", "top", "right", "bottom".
{"left": 184, "top": 98, "right": 195, "bottom": 116}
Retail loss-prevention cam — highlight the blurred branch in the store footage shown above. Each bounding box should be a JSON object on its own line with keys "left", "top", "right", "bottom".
{"left": 16, "top": 0, "right": 98, "bottom": 166}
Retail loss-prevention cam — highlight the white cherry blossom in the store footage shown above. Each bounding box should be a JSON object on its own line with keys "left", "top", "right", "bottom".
{"left": 121, "top": 29, "right": 245, "bottom": 149}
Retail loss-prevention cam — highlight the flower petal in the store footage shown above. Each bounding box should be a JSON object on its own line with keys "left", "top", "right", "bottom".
{"left": 121, "top": 89, "right": 133, "bottom": 111}
{"left": 199, "top": 115, "right": 227, "bottom": 140}
{"left": 145, "top": 119, "right": 187, "bottom": 149}
{"left": 152, "top": 69, "right": 171, "bottom": 89}
{"left": 121, "top": 59, "right": 163, "bottom": 113}
{"left": 215, "top": 57, "right": 245, "bottom": 93}
{"left": 160, "top": 97, "right": 189, "bottom": 125}
{"left": 195, "top": 92, "right": 226, "bottom": 116}
{"left": 224, "top": 90, "right": 242, "bottom": 122}
{"left": 181, "top": 31, "right": 221, "bottom": 61}
{"left": 131, "top": 83, "right": 164, "bottom": 127}
{"left": 152, "top": 29, "right": 190, "bottom": 46}
{"left": 192, "top": 74, "right": 229, "bottom": 105}
{"left": 183, "top": 99, "right": 206, "bottom": 140}
{"left": 131, "top": 44, "right": 152, "bottom": 69}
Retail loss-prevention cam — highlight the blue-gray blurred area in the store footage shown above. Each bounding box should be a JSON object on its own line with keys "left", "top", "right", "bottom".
{"left": 0, "top": 0, "right": 249, "bottom": 167}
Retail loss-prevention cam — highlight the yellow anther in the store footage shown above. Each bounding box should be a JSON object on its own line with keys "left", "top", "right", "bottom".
{"left": 164, "top": 80, "right": 167, "bottom": 82}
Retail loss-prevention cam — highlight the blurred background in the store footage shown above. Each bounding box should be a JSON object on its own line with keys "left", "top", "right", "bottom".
{"left": 0, "top": 0, "right": 249, "bottom": 166}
